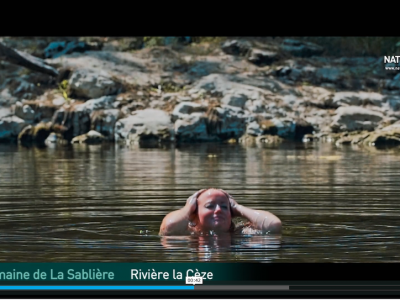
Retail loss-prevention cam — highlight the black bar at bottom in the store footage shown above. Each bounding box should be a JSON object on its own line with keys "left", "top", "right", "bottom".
{"left": 291, "top": 286, "right": 400, "bottom": 291}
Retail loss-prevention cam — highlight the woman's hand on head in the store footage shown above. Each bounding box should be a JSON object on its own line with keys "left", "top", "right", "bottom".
{"left": 185, "top": 189, "right": 206, "bottom": 215}
{"left": 220, "top": 189, "right": 242, "bottom": 217}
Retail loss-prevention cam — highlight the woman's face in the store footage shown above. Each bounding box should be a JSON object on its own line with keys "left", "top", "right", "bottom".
{"left": 196, "top": 189, "right": 232, "bottom": 232}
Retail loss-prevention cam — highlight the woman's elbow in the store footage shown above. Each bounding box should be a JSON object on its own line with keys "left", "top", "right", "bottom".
{"left": 159, "top": 219, "right": 181, "bottom": 236}
{"left": 267, "top": 218, "right": 282, "bottom": 234}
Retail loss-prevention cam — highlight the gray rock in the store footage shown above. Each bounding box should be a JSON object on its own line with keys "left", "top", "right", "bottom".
{"left": 315, "top": 67, "right": 342, "bottom": 83}
{"left": 331, "top": 106, "right": 384, "bottom": 132}
{"left": 280, "top": 39, "right": 324, "bottom": 57}
{"left": 210, "top": 105, "right": 248, "bottom": 138}
{"left": 246, "top": 121, "right": 262, "bottom": 136}
{"left": 177, "top": 96, "right": 192, "bottom": 102}
{"left": 164, "top": 36, "right": 191, "bottom": 46}
{"left": 326, "top": 92, "right": 386, "bottom": 108}
{"left": 258, "top": 117, "right": 313, "bottom": 139}
{"left": 91, "top": 109, "right": 121, "bottom": 140}
{"left": 189, "top": 74, "right": 267, "bottom": 100}
{"left": 0, "top": 115, "right": 27, "bottom": 140}
{"left": 358, "top": 123, "right": 400, "bottom": 146}
{"left": 175, "top": 105, "right": 247, "bottom": 142}
{"left": 51, "top": 96, "right": 118, "bottom": 140}
{"left": 227, "top": 73, "right": 284, "bottom": 92}
{"left": 0, "top": 88, "right": 18, "bottom": 105}
{"left": 270, "top": 118, "right": 297, "bottom": 138}
{"left": 174, "top": 114, "right": 210, "bottom": 142}
{"left": 246, "top": 99, "right": 266, "bottom": 113}
{"left": 386, "top": 96, "right": 400, "bottom": 111}
{"left": 44, "top": 41, "right": 95, "bottom": 59}
{"left": 221, "top": 94, "right": 247, "bottom": 109}
{"left": 334, "top": 57, "right": 377, "bottom": 66}
{"left": 162, "top": 93, "right": 179, "bottom": 101}
{"left": 0, "top": 107, "right": 11, "bottom": 119}
{"left": 171, "top": 102, "right": 205, "bottom": 122}
{"left": 45, "top": 132, "right": 58, "bottom": 144}
{"left": 386, "top": 75, "right": 400, "bottom": 90}
{"left": 17, "top": 123, "right": 52, "bottom": 145}
{"left": 305, "top": 115, "right": 332, "bottom": 132}
{"left": 188, "top": 61, "right": 220, "bottom": 77}
{"left": 247, "top": 49, "right": 278, "bottom": 66}
{"left": 14, "top": 102, "right": 35, "bottom": 121}
{"left": 52, "top": 96, "right": 66, "bottom": 106}
{"left": 114, "top": 109, "right": 174, "bottom": 145}
{"left": 282, "top": 95, "right": 298, "bottom": 106}
{"left": 71, "top": 130, "right": 105, "bottom": 144}
{"left": 221, "top": 40, "right": 252, "bottom": 56}
{"left": 68, "top": 69, "right": 120, "bottom": 99}
{"left": 53, "top": 96, "right": 117, "bottom": 140}
{"left": 75, "top": 96, "right": 116, "bottom": 112}
{"left": 13, "top": 79, "right": 36, "bottom": 97}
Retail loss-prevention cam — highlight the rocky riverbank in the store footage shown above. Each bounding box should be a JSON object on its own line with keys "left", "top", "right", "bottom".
{"left": 1, "top": 37, "right": 400, "bottom": 148}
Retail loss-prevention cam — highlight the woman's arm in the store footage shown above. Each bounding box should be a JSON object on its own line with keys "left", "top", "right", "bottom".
{"left": 159, "top": 190, "right": 205, "bottom": 236}
{"left": 226, "top": 192, "right": 282, "bottom": 234}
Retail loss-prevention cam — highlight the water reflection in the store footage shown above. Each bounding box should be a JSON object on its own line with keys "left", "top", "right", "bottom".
{"left": 160, "top": 234, "right": 282, "bottom": 262}
{"left": 0, "top": 142, "right": 400, "bottom": 262}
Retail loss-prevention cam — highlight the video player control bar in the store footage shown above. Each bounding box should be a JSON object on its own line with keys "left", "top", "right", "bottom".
{"left": 195, "top": 285, "right": 289, "bottom": 291}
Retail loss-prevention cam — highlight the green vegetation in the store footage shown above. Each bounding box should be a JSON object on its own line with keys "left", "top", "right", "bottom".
{"left": 58, "top": 80, "right": 70, "bottom": 103}
{"left": 160, "top": 81, "right": 185, "bottom": 93}
{"left": 143, "top": 37, "right": 166, "bottom": 47}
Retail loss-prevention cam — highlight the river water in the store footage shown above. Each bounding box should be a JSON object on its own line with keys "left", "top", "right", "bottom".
{"left": 1, "top": 142, "right": 399, "bottom": 262}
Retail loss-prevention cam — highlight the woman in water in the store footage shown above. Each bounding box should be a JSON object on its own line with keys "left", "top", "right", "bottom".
{"left": 159, "top": 188, "right": 282, "bottom": 236}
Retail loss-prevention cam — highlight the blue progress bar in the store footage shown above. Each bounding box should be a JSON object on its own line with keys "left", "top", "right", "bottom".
{"left": 0, "top": 286, "right": 194, "bottom": 290}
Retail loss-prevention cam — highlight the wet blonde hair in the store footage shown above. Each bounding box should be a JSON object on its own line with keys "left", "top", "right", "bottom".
{"left": 189, "top": 188, "right": 235, "bottom": 233}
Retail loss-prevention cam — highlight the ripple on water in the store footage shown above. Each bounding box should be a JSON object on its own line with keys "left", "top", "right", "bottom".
{"left": 0, "top": 143, "right": 399, "bottom": 262}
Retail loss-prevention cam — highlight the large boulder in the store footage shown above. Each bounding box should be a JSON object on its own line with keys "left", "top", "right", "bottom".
{"left": 363, "top": 123, "right": 400, "bottom": 146}
{"left": 247, "top": 49, "right": 278, "bottom": 66}
{"left": 171, "top": 102, "right": 206, "bottom": 122}
{"left": 385, "top": 73, "right": 400, "bottom": 90}
{"left": 331, "top": 106, "right": 384, "bottom": 132}
{"left": 77, "top": 95, "right": 116, "bottom": 111}
{"left": 246, "top": 121, "right": 263, "bottom": 136}
{"left": 14, "top": 101, "right": 35, "bottom": 121}
{"left": 51, "top": 105, "right": 91, "bottom": 140}
{"left": 91, "top": 109, "right": 122, "bottom": 140}
{"left": 386, "top": 96, "right": 400, "bottom": 111}
{"left": 17, "top": 123, "right": 52, "bottom": 146}
{"left": 221, "top": 40, "right": 252, "bottom": 56}
{"left": 280, "top": 39, "right": 324, "bottom": 57}
{"left": 0, "top": 116, "right": 27, "bottom": 140}
{"left": 206, "top": 105, "right": 248, "bottom": 139}
{"left": 51, "top": 96, "right": 117, "bottom": 140}
{"left": 5, "top": 78, "right": 39, "bottom": 100}
{"left": 221, "top": 94, "right": 247, "bottom": 109}
{"left": 189, "top": 74, "right": 267, "bottom": 100}
{"left": 14, "top": 100, "right": 61, "bottom": 123}
{"left": 315, "top": 67, "right": 343, "bottom": 84}
{"left": 245, "top": 99, "right": 267, "bottom": 113}
{"left": 174, "top": 114, "right": 209, "bottom": 142}
{"left": 326, "top": 92, "right": 386, "bottom": 108}
{"left": 258, "top": 118, "right": 313, "bottom": 139}
{"left": 114, "top": 109, "right": 174, "bottom": 146}
{"left": 68, "top": 69, "right": 120, "bottom": 99}
{"left": 175, "top": 105, "right": 248, "bottom": 142}
{"left": 71, "top": 130, "right": 106, "bottom": 144}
